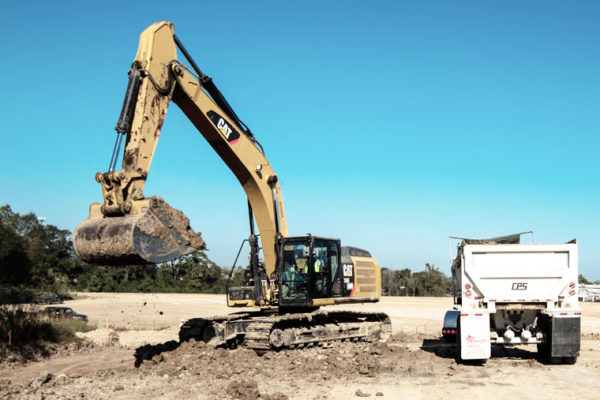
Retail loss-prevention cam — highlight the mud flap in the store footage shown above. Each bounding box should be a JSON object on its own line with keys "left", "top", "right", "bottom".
{"left": 550, "top": 316, "right": 580, "bottom": 358}
{"left": 459, "top": 313, "right": 491, "bottom": 360}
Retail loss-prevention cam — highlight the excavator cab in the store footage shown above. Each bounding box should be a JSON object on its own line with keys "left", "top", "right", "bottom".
{"left": 227, "top": 235, "right": 343, "bottom": 309}
{"left": 277, "top": 236, "right": 339, "bottom": 308}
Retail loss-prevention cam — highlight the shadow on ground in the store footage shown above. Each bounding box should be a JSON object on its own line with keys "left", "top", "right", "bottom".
{"left": 420, "top": 338, "right": 544, "bottom": 365}
{"left": 134, "top": 340, "right": 180, "bottom": 367}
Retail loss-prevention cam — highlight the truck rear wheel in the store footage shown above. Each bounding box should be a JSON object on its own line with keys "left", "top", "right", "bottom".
{"left": 536, "top": 342, "right": 550, "bottom": 359}
{"left": 536, "top": 313, "right": 552, "bottom": 361}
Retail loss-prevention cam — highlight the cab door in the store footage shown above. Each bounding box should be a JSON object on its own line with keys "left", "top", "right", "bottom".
{"left": 278, "top": 239, "right": 312, "bottom": 307}
{"left": 310, "top": 240, "right": 339, "bottom": 299}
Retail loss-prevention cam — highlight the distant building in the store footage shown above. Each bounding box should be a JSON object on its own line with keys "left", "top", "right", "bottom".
{"left": 578, "top": 284, "right": 600, "bottom": 302}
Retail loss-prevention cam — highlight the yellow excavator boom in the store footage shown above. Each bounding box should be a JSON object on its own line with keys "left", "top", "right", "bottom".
{"left": 73, "top": 21, "right": 288, "bottom": 275}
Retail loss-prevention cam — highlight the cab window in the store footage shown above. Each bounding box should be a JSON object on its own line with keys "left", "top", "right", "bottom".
{"left": 312, "top": 240, "right": 338, "bottom": 298}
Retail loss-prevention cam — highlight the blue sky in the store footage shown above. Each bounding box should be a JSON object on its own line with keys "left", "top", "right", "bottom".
{"left": 1, "top": 1, "right": 598, "bottom": 279}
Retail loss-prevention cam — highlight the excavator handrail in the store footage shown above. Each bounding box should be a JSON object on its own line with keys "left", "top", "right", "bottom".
{"left": 226, "top": 238, "right": 249, "bottom": 305}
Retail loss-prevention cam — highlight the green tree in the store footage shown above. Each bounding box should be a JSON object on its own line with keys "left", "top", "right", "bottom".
{"left": 396, "top": 268, "right": 412, "bottom": 296}
{"left": 380, "top": 265, "right": 450, "bottom": 297}
{"left": 380, "top": 268, "right": 393, "bottom": 295}
{"left": 0, "top": 204, "right": 238, "bottom": 296}
{"left": 0, "top": 205, "right": 81, "bottom": 292}
{"left": 411, "top": 263, "right": 445, "bottom": 296}
{"left": 0, "top": 223, "right": 31, "bottom": 285}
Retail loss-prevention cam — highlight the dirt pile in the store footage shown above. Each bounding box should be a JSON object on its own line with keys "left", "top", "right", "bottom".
{"left": 126, "top": 335, "right": 444, "bottom": 399}
{"left": 135, "top": 338, "right": 404, "bottom": 381}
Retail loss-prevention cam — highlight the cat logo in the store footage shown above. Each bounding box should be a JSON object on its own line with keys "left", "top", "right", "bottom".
{"left": 217, "top": 118, "right": 233, "bottom": 139}
{"left": 343, "top": 264, "right": 353, "bottom": 277}
{"left": 207, "top": 110, "right": 241, "bottom": 144}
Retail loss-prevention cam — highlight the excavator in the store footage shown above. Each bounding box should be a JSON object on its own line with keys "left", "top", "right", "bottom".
{"left": 73, "top": 21, "right": 390, "bottom": 350}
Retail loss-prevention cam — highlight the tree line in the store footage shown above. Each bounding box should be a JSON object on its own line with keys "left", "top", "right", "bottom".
{"left": 380, "top": 263, "right": 452, "bottom": 297}
{"left": 578, "top": 274, "right": 600, "bottom": 285}
{"left": 10, "top": 203, "right": 575, "bottom": 301}
{"left": 0, "top": 204, "right": 243, "bottom": 303}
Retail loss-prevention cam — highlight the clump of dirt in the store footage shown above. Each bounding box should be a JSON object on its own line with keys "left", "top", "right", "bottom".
{"left": 225, "top": 378, "right": 289, "bottom": 400}
{"left": 226, "top": 378, "right": 260, "bottom": 400}
{"left": 137, "top": 196, "right": 205, "bottom": 252}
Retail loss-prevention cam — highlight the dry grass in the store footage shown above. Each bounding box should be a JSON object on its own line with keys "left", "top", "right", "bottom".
{"left": 0, "top": 305, "right": 94, "bottom": 348}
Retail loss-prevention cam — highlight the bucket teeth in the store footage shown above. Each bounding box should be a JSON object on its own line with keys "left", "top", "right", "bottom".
{"left": 73, "top": 196, "right": 204, "bottom": 265}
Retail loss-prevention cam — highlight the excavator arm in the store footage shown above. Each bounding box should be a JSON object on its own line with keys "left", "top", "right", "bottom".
{"left": 73, "top": 21, "right": 288, "bottom": 282}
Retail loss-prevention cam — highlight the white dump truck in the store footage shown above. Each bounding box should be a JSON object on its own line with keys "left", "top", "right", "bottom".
{"left": 444, "top": 233, "right": 580, "bottom": 364}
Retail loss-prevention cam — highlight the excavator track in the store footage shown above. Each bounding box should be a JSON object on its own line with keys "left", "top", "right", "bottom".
{"left": 180, "top": 310, "right": 391, "bottom": 351}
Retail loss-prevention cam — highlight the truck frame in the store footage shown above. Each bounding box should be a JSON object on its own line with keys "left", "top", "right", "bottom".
{"left": 446, "top": 233, "right": 580, "bottom": 364}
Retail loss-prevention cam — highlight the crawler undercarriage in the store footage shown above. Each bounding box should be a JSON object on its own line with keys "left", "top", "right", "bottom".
{"left": 179, "top": 310, "right": 392, "bottom": 351}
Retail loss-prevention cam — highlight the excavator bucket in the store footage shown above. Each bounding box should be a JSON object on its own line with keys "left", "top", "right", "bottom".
{"left": 73, "top": 196, "right": 205, "bottom": 265}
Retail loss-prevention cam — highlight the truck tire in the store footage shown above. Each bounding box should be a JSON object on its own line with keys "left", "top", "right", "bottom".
{"left": 536, "top": 342, "right": 550, "bottom": 360}
{"left": 536, "top": 313, "right": 551, "bottom": 361}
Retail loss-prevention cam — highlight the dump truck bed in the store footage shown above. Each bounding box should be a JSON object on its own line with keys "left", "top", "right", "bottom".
{"left": 456, "top": 242, "right": 578, "bottom": 306}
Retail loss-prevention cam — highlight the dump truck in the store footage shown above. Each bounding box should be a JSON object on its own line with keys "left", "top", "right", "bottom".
{"left": 444, "top": 233, "right": 580, "bottom": 364}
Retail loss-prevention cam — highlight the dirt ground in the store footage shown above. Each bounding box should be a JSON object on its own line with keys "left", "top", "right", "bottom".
{"left": 1, "top": 293, "right": 599, "bottom": 399}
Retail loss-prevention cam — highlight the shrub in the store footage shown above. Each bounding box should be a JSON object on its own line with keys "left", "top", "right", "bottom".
{"left": 0, "top": 285, "right": 36, "bottom": 305}
{"left": 0, "top": 304, "right": 90, "bottom": 346}
{"left": 0, "top": 305, "right": 53, "bottom": 345}
{"left": 52, "top": 319, "right": 95, "bottom": 334}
